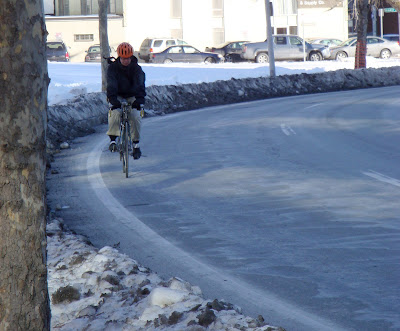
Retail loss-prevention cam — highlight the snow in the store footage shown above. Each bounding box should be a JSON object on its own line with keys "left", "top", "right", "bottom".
{"left": 47, "top": 56, "right": 400, "bottom": 105}
{"left": 47, "top": 57, "right": 400, "bottom": 330}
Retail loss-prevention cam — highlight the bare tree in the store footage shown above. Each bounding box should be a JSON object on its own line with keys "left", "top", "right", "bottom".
{"left": 352, "top": 0, "right": 400, "bottom": 69}
{"left": 354, "top": 0, "right": 370, "bottom": 68}
{"left": 99, "top": 0, "right": 111, "bottom": 92}
{"left": 0, "top": 0, "right": 50, "bottom": 330}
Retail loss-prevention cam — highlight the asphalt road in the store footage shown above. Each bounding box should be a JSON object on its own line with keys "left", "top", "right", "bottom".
{"left": 47, "top": 86, "right": 400, "bottom": 331}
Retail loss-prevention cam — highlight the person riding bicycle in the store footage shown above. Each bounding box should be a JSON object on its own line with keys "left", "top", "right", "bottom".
{"left": 106, "top": 42, "right": 146, "bottom": 159}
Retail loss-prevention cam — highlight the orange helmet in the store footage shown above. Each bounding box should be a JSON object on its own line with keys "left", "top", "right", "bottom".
{"left": 117, "top": 42, "right": 134, "bottom": 58}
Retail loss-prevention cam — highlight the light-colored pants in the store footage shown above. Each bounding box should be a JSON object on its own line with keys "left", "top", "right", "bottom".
{"left": 106, "top": 96, "right": 141, "bottom": 142}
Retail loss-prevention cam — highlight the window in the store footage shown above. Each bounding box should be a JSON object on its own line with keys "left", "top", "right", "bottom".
{"left": 183, "top": 46, "right": 198, "bottom": 54}
{"left": 74, "top": 34, "right": 94, "bottom": 42}
{"left": 168, "top": 47, "right": 182, "bottom": 54}
{"left": 140, "top": 39, "right": 151, "bottom": 48}
{"left": 170, "top": 0, "right": 182, "bottom": 18}
{"left": 56, "top": 0, "right": 121, "bottom": 15}
{"left": 153, "top": 40, "right": 163, "bottom": 47}
{"left": 89, "top": 46, "right": 101, "bottom": 52}
{"left": 212, "top": 0, "right": 223, "bottom": 17}
{"left": 58, "top": 0, "right": 70, "bottom": 15}
{"left": 289, "top": 26, "right": 297, "bottom": 35}
{"left": 109, "top": 0, "right": 116, "bottom": 14}
{"left": 276, "top": 27, "right": 287, "bottom": 34}
{"left": 275, "top": 36, "right": 287, "bottom": 45}
{"left": 166, "top": 40, "right": 176, "bottom": 46}
{"left": 367, "top": 38, "right": 382, "bottom": 44}
{"left": 289, "top": 36, "right": 302, "bottom": 45}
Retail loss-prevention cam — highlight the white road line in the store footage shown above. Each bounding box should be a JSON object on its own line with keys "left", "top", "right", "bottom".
{"left": 304, "top": 103, "right": 324, "bottom": 109}
{"left": 86, "top": 136, "right": 348, "bottom": 331}
{"left": 362, "top": 170, "right": 400, "bottom": 187}
{"left": 280, "top": 124, "right": 296, "bottom": 136}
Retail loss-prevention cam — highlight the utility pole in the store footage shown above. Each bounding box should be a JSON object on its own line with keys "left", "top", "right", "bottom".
{"left": 372, "top": 5, "right": 377, "bottom": 36}
{"left": 265, "top": 0, "right": 275, "bottom": 77}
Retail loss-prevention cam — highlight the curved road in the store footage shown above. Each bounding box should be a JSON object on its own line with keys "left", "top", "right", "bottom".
{"left": 47, "top": 86, "right": 400, "bottom": 331}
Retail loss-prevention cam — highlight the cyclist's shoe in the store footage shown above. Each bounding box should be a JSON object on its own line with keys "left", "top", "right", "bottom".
{"left": 109, "top": 141, "right": 117, "bottom": 152}
{"left": 133, "top": 147, "right": 141, "bottom": 159}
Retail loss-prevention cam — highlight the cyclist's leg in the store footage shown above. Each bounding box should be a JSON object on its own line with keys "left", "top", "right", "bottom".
{"left": 126, "top": 97, "right": 141, "bottom": 159}
{"left": 106, "top": 108, "right": 121, "bottom": 137}
{"left": 107, "top": 107, "right": 121, "bottom": 152}
{"left": 126, "top": 97, "right": 141, "bottom": 141}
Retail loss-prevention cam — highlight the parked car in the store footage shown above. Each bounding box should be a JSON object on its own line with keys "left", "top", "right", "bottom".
{"left": 241, "top": 35, "right": 328, "bottom": 63}
{"left": 383, "top": 34, "right": 400, "bottom": 44}
{"left": 46, "top": 41, "right": 70, "bottom": 62}
{"left": 84, "top": 44, "right": 115, "bottom": 62}
{"left": 306, "top": 38, "right": 343, "bottom": 47}
{"left": 149, "top": 45, "right": 223, "bottom": 64}
{"left": 325, "top": 36, "right": 400, "bottom": 60}
{"left": 205, "top": 41, "right": 249, "bottom": 62}
{"left": 139, "top": 38, "right": 188, "bottom": 62}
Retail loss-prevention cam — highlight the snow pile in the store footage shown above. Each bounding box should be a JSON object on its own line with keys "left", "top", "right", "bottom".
{"left": 46, "top": 65, "right": 400, "bottom": 150}
{"left": 47, "top": 219, "right": 282, "bottom": 331}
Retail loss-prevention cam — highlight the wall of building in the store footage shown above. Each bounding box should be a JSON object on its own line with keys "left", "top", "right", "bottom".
{"left": 224, "top": 0, "right": 266, "bottom": 43}
{"left": 45, "top": 15, "right": 125, "bottom": 62}
{"left": 45, "top": 0, "right": 370, "bottom": 63}
{"left": 124, "top": 0, "right": 172, "bottom": 51}
{"left": 297, "top": 6, "right": 348, "bottom": 41}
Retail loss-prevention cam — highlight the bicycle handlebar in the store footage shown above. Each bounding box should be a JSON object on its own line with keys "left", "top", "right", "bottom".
{"left": 120, "top": 102, "right": 145, "bottom": 118}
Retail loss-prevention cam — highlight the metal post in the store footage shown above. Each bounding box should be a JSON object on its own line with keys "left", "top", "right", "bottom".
{"left": 302, "top": 14, "right": 306, "bottom": 61}
{"left": 372, "top": 6, "right": 377, "bottom": 36}
{"left": 398, "top": 12, "right": 400, "bottom": 43}
{"left": 265, "top": 0, "right": 275, "bottom": 77}
{"left": 379, "top": 8, "right": 384, "bottom": 38}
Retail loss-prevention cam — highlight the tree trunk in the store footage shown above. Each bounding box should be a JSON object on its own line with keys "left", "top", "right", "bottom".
{"left": 99, "top": 0, "right": 110, "bottom": 92}
{"left": 355, "top": 0, "right": 370, "bottom": 69}
{"left": 0, "top": 1, "right": 50, "bottom": 330}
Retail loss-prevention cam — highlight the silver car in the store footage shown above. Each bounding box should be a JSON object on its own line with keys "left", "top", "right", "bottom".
{"left": 326, "top": 36, "right": 400, "bottom": 60}
{"left": 241, "top": 35, "right": 328, "bottom": 63}
{"left": 307, "top": 38, "right": 343, "bottom": 47}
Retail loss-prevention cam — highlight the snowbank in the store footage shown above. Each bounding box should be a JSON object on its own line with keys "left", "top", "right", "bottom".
{"left": 46, "top": 66, "right": 400, "bottom": 149}
{"left": 47, "top": 219, "right": 281, "bottom": 330}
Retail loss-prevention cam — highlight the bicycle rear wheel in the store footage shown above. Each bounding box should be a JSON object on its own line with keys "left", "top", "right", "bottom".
{"left": 124, "top": 124, "right": 129, "bottom": 178}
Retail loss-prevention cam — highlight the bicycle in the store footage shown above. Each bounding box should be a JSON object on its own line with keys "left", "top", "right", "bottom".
{"left": 118, "top": 102, "right": 132, "bottom": 178}
{"left": 117, "top": 101, "right": 145, "bottom": 178}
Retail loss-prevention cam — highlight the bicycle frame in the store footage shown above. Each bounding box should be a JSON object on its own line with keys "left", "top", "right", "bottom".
{"left": 118, "top": 102, "right": 132, "bottom": 178}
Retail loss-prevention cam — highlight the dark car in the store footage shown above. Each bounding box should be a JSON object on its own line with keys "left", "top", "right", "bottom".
{"left": 205, "top": 41, "right": 248, "bottom": 62}
{"left": 84, "top": 44, "right": 115, "bottom": 62}
{"left": 139, "top": 37, "right": 188, "bottom": 62}
{"left": 149, "top": 45, "right": 223, "bottom": 64}
{"left": 46, "top": 41, "right": 70, "bottom": 62}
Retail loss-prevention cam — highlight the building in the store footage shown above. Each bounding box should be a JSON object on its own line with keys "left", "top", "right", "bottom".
{"left": 44, "top": 0, "right": 397, "bottom": 63}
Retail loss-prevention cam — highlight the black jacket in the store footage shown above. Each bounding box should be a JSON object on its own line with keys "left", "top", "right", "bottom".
{"left": 107, "top": 56, "right": 146, "bottom": 107}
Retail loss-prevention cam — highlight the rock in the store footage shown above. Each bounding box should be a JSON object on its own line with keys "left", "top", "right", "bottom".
{"left": 60, "top": 142, "right": 70, "bottom": 149}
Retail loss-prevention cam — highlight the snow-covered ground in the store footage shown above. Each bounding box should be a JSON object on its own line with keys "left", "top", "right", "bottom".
{"left": 47, "top": 58, "right": 400, "bottom": 330}
{"left": 47, "top": 57, "right": 400, "bottom": 105}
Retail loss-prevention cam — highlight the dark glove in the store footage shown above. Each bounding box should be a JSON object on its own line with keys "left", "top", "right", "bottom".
{"left": 108, "top": 96, "right": 121, "bottom": 110}
{"left": 132, "top": 99, "right": 144, "bottom": 110}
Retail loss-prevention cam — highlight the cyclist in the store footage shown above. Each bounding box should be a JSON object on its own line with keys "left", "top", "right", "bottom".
{"left": 106, "top": 42, "right": 146, "bottom": 159}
